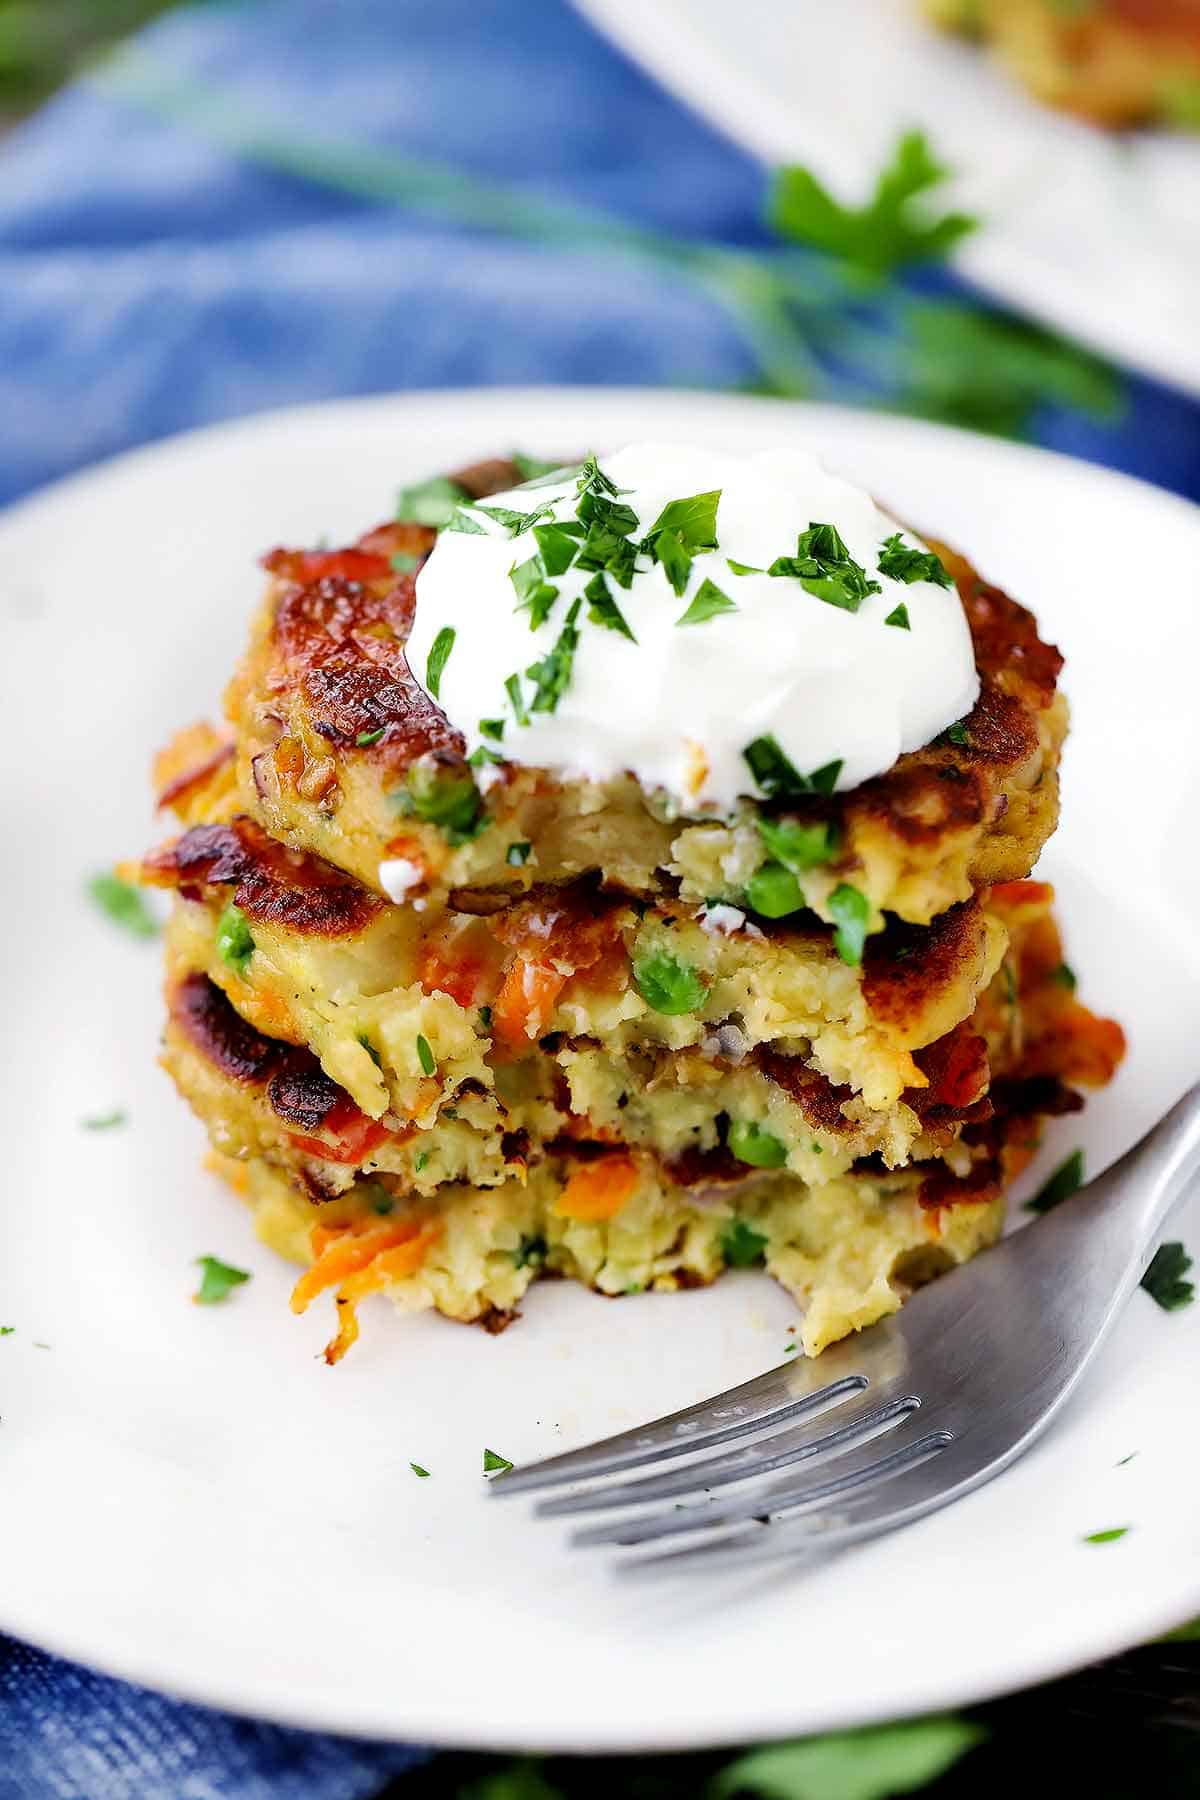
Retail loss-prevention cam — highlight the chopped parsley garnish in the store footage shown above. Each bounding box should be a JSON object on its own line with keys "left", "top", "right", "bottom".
{"left": 410, "top": 1462, "right": 431, "bottom": 1478}
{"left": 506, "top": 841, "right": 532, "bottom": 866}
{"left": 414, "top": 1151, "right": 429, "bottom": 1173}
{"left": 1083, "top": 1527, "right": 1129, "bottom": 1545}
{"left": 479, "top": 718, "right": 505, "bottom": 741}
{"left": 87, "top": 873, "right": 159, "bottom": 940}
{"left": 584, "top": 572, "right": 636, "bottom": 642}
{"left": 425, "top": 626, "right": 456, "bottom": 699}
{"left": 768, "top": 128, "right": 978, "bottom": 277}
{"left": 941, "top": 720, "right": 971, "bottom": 748}
{"left": 0, "top": 1327, "right": 12, "bottom": 1337}
{"left": 483, "top": 1448, "right": 514, "bottom": 1475}
{"left": 1141, "top": 1242, "right": 1194, "bottom": 1312}
{"left": 677, "top": 578, "right": 737, "bottom": 627}
{"left": 194, "top": 1255, "right": 251, "bottom": 1305}
{"left": 415, "top": 1034, "right": 437, "bottom": 1077}
{"left": 82, "top": 1109, "right": 127, "bottom": 1131}
{"left": 654, "top": 529, "right": 692, "bottom": 597}
{"left": 355, "top": 727, "right": 386, "bottom": 746}
{"left": 632, "top": 949, "right": 707, "bottom": 1016}
{"left": 742, "top": 735, "right": 842, "bottom": 800}
{"left": 720, "top": 1218, "right": 768, "bottom": 1266}
{"left": 1116, "top": 1452, "right": 1138, "bottom": 1467}
{"left": 215, "top": 902, "right": 255, "bottom": 975}
{"left": 504, "top": 672, "right": 529, "bottom": 728}
{"left": 757, "top": 816, "right": 838, "bottom": 872}
{"left": 1026, "top": 1147, "right": 1084, "bottom": 1214}
{"left": 828, "top": 883, "right": 870, "bottom": 966}
{"left": 400, "top": 759, "right": 483, "bottom": 845}
{"left": 509, "top": 554, "right": 559, "bottom": 629}
{"left": 514, "top": 1234, "right": 547, "bottom": 1269}
{"left": 390, "top": 551, "right": 422, "bottom": 576}
{"left": 468, "top": 744, "right": 504, "bottom": 769}
{"left": 531, "top": 521, "right": 580, "bottom": 577}
{"left": 727, "top": 559, "right": 764, "bottom": 576}
{"left": 511, "top": 451, "right": 564, "bottom": 482}
{"left": 526, "top": 597, "right": 582, "bottom": 714}
{"left": 395, "top": 474, "right": 467, "bottom": 528}
{"left": 577, "top": 518, "right": 638, "bottom": 589}
{"left": 478, "top": 1006, "right": 492, "bottom": 1029}
{"left": 1053, "top": 962, "right": 1077, "bottom": 992}
{"left": 642, "top": 489, "right": 721, "bottom": 558}
{"left": 769, "top": 521, "right": 881, "bottom": 613}
{"left": 477, "top": 500, "right": 557, "bottom": 537}
{"left": 878, "top": 533, "right": 953, "bottom": 588}
{"left": 744, "top": 862, "right": 804, "bottom": 920}
{"left": 884, "top": 603, "right": 911, "bottom": 631}
{"left": 444, "top": 507, "right": 488, "bottom": 535}
{"left": 728, "top": 1121, "right": 788, "bottom": 1170}
{"left": 575, "top": 453, "right": 630, "bottom": 502}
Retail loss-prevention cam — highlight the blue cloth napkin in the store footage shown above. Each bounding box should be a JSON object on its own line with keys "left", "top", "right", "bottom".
{"left": 2, "top": 1, "right": 1198, "bottom": 1793}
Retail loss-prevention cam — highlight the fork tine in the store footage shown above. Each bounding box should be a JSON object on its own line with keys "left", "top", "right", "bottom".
{"left": 535, "top": 1394, "right": 920, "bottom": 1517}
{"left": 571, "top": 1429, "right": 952, "bottom": 1549}
{"left": 488, "top": 1365, "right": 868, "bottom": 1496}
{"left": 614, "top": 1437, "right": 961, "bottom": 1576}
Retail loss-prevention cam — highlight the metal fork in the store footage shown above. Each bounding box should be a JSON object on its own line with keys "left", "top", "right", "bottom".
{"left": 490, "top": 1082, "right": 1200, "bottom": 1576}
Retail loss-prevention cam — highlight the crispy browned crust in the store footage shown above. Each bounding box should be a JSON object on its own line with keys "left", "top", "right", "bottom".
{"left": 143, "top": 816, "right": 381, "bottom": 938}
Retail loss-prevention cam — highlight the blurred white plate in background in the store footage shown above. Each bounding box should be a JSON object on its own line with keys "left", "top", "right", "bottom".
{"left": 1, "top": 387, "right": 1198, "bottom": 1750}
{"left": 575, "top": 0, "right": 1200, "bottom": 396}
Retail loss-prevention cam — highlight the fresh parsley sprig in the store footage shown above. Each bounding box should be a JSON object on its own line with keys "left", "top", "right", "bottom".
{"left": 769, "top": 521, "right": 881, "bottom": 613}
{"left": 742, "top": 735, "right": 842, "bottom": 799}
{"left": 878, "top": 532, "right": 953, "bottom": 588}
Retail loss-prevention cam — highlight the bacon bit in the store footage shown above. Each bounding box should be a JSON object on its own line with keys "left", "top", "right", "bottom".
{"left": 909, "top": 1023, "right": 991, "bottom": 1116}
{"left": 492, "top": 959, "right": 566, "bottom": 1047}
{"left": 287, "top": 1097, "right": 391, "bottom": 1166}
{"left": 554, "top": 1154, "right": 640, "bottom": 1222}
{"left": 918, "top": 1160, "right": 1003, "bottom": 1212}
{"left": 355, "top": 520, "right": 434, "bottom": 563}
{"left": 154, "top": 722, "right": 236, "bottom": 816}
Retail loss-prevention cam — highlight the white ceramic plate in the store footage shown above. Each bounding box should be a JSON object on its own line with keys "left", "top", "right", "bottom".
{"left": 575, "top": 0, "right": 1200, "bottom": 397}
{"left": 2, "top": 388, "right": 1199, "bottom": 1753}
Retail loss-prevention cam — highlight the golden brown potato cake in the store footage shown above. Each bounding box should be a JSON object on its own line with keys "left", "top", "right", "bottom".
{"left": 215, "top": 466, "right": 1066, "bottom": 943}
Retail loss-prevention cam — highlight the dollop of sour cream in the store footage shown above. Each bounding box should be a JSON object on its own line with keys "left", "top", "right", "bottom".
{"left": 407, "top": 442, "right": 979, "bottom": 813}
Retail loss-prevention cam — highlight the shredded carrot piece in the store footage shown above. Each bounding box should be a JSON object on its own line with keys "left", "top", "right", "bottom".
{"left": 989, "top": 880, "right": 1055, "bottom": 910}
{"left": 290, "top": 1217, "right": 427, "bottom": 1315}
{"left": 320, "top": 1222, "right": 441, "bottom": 1365}
{"left": 554, "top": 1154, "right": 640, "bottom": 1222}
{"left": 492, "top": 958, "right": 565, "bottom": 1048}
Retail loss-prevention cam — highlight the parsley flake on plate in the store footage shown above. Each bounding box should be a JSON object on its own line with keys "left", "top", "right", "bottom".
{"left": 87, "top": 872, "right": 159, "bottom": 940}
{"left": 632, "top": 949, "right": 707, "bottom": 1016}
{"left": 727, "top": 559, "right": 764, "bottom": 576}
{"left": 719, "top": 1218, "right": 768, "bottom": 1267}
{"left": 81, "top": 1109, "right": 127, "bottom": 1131}
{"left": 1026, "top": 1148, "right": 1084, "bottom": 1215}
{"left": 1083, "top": 1527, "right": 1130, "bottom": 1545}
{"left": 1140, "top": 1241, "right": 1194, "bottom": 1312}
{"left": 479, "top": 718, "right": 505, "bottom": 741}
{"left": 884, "top": 602, "right": 911, "bottom": 631}
{"left": 416, "top": 1034, "right": 437, "bottom": 1077}
{"left": 215, "top": 902, "right": 255, "bottom": 975}
{"left": 194, "top": 1256, "right": 251, "bottom": 1305}
{"left": 0, "top": 1327, "right": 13, "bottom": 1338}
{"left": 878, "top": 532, "right": 953, "bottom": 588}
{"left": 676, "top": 578, "right": 737, "bottom": 627}
{"left": 425, "top": 626, "right": 456, "bottom": 699}
{"left": 410, "top": 1462, "right": 432, "bottom": 1479}
{"left": 483, "top": 1448, "right": 514, "bottom": 1475}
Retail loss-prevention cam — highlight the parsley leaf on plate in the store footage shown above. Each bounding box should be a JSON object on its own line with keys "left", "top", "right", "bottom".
{"left": 1026, "top": 1148, "right": 1084, "bottom": 1215}
{"left": 711, "top": 1715, "right": 986, "bottom": 1800}
{"left": 87, "top": 873, "right": 159, "bottom": 940}
{"left": 82, "top": 1110, "right": 127, "bottom": 1131}
{"left": 483, "top": 1448, "right": 514, "bottom": 1475}
{"left": 878, "top": 532, "right": 953, "bottom": 588}
{"left": 1141, "top": 1241, "right": 1194, "bottom": 1312}
{"left": 194, "top": 1256, "right": 251, "bottom": 1306}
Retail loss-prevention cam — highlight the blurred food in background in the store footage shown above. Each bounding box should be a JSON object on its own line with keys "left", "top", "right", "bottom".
{"left": 924, "top": 0, "right": 1200, "bottom": 126}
